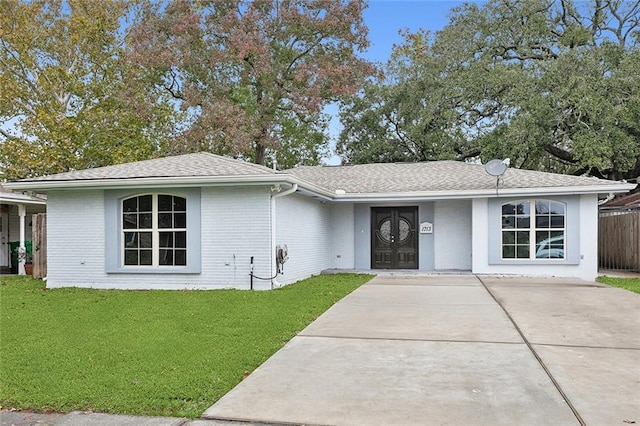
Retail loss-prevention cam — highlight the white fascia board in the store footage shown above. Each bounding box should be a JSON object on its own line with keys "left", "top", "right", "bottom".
{"left": 0, "top": 197, "right": 47, "bottom": 206}
{"left": 331, "top": 183, "right": 636, "bottom": 203}
{"left": 3, "top": 174, "right": 294, "bottom": 191}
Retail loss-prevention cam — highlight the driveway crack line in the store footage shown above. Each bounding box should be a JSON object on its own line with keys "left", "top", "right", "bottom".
{"left": 297, "top": 334, "right": 524, "bottom": 345}
{"left": 475, "top": 275, "right": 586, "bottom": 426}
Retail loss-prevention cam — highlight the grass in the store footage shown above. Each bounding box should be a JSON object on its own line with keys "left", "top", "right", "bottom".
{"left": 0, "top": 273, "right": 373, "bottom": 418}
{"left": 597, "top": 276, "right": 640, "bottom": 294}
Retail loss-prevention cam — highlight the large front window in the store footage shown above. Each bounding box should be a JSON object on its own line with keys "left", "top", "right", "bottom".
{"left": 501, "top": 200, "right": 565, "bottom": 260}
{"left": 122, "top": 194, "right": 187, "bottom": 267}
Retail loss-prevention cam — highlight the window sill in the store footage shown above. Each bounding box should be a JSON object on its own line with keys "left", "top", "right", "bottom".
{"left": 489, "top": 258, "right": 579, "bottom": 266}
{"left": 106, "top": 266, "right": 201, "bottom": 274}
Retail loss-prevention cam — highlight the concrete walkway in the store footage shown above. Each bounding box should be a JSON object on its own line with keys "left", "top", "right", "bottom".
{"left": 203, "top": 275, "right": 640, "bottom": 426}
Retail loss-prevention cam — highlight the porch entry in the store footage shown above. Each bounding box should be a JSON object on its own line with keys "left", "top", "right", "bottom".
{"left": 0, "top": 212, "right": 7, "bottom": 267}
{"left": 371, "top": 207, "right": 418, "bottom": 269}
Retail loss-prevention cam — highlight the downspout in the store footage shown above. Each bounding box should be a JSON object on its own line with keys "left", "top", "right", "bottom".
{"left": 18, "top": 204, "right": 26, "bottom": 275}
{"left": 270, "top": 183, "right": 298, "bottom": 289}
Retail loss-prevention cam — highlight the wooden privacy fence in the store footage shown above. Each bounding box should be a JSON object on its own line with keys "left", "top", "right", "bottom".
{"left": 32, "top": 213, "right": 47, "bottom": 279}
{"left": 598, "top": 211, "right": 640, "bottom": 272}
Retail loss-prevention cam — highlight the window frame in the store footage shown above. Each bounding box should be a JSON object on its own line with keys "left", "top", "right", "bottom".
{"left": 121, "top": 194, "right": 188, "bottom": 268}
{"left": 105, "top": 188, "right": 201, "bottom": 274}
{"left": 500, "top": 199, "right": 566, "bottom": 261}
{"left": 488, "top": 196, "right": 580, "bottom": 266}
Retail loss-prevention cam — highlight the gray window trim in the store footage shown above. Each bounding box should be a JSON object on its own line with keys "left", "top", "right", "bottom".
{"left": 488, "top": 196, "right": 580, "bottom": 265}
{"left": 105, "top": 188, "right": 201, "bottom": 274}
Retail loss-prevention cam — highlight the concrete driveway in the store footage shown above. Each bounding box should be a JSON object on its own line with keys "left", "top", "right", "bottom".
{"left": 203, "top": 275, "right": 640, "bottom": 426}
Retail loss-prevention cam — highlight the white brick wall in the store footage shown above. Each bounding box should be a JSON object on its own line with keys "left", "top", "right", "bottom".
{"left": 45, "top": 186, "right": 273, "bottom": 290}
{"left": 329, "top": 203, "right": 355, "bottom": 269}
{"left": 434, "top": 200, "right": 472, "bottom": 270}
{"left": 275, "top": 193, "right": 332, "bottom": 284}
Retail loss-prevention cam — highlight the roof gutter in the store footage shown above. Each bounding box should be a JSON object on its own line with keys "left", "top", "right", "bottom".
{"left": 4, "top": 175, "right": 633, "bottom": 202}
{"left": 329, "top": 183, "right": 636, "bottom": 203}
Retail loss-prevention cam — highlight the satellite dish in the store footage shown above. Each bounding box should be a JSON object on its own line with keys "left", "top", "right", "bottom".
{"left": 485, "top": 159, "right": 508, "bottom": 177}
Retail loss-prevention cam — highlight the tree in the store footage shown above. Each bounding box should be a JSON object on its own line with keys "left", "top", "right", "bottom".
{"left": 339, "top": 0, "right": 640, "bottom": 180}
{"left": 0, "top": 0, "right": 180, "bottom": 180}
{"left": 128, "top": 0, "right": 375, "bottom": 168}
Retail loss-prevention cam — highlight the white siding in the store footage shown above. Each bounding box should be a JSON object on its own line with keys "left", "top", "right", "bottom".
{"left": 275, "top": 193, "right": 332, "bottom": 284}
{"left": 471, "top": 195, "right": 599, "bottom": 281}
{"left": 46, "top": 187, "right": 273, "bottom": 290}
{"left": 434, "top": 200, "right": 472, "bottom": 270}
{"left": 329, "top": 203, "right": 355, "bottom": 269}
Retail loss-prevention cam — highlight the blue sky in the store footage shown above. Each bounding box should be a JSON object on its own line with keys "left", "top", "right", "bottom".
{"left": 362, "top": 1, "right": 466, "bottom": 62}
{"left": 324, "top": 1, "right": 468, "bottom": 164}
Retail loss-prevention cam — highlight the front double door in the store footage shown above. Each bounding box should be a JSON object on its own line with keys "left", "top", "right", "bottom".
{"left": 371, "top": 207, "right": 418, "bottom": 269}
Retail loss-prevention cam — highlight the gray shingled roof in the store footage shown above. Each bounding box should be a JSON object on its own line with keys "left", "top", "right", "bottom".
{"left": 12, "top": 153, "right": 627, "bottom": 196}
{"left": 286, "top": 161, "right": 613, "bottom": 193}
{"left": 20, "top": 152, "right": 275, "bottom": 181}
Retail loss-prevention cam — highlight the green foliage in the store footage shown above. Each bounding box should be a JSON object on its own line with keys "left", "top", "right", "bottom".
{"left": 597, "top": 276, "right": 640, "bottom": 294}
{"left": 129, "top": 0, "right": 375, "bottom": 166}
{"left": 0, "top": 273, "right": 373, "bottom": 418}
{"left": 339, "top": 0, "right": 640, "bottom": 180}
{"left": 0, "top": 0, "right": 181, "bottom": 180}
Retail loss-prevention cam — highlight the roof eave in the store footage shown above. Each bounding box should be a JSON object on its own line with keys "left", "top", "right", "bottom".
{"left": 331, "top": 183, "right": 635, "bottom": 202}
{"left": 3, "top": 174, "right": 296, "bottom": 191}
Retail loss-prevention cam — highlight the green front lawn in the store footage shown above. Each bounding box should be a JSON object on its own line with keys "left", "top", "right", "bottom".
{"left": 597, "top": 276, "right": 640, "bottom": 294}
{"left": 0, "top": 274, "right": 372, "bottom": 418}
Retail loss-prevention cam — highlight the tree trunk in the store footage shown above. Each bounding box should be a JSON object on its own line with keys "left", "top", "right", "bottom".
{"left": 255, "top": 142, "right": 266, "bottom": 166}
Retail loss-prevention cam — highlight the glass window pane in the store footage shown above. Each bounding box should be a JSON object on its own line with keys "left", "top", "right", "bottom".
{"left": 124, "top": 232, "right": 138, "bottom": 248}
{"left": 174, "top": 197, "right": 186, "bottom": 212}
{"left": 502, "top": 231, "right": 515, "bottom": 245}
{"left": 139, "top": 250, "right": 152, "bottom": 265}
{"left": 139, "top": 232, "right": 152, "bottom": 248}
{"left": 123, "top": 214, "right": 137, "bottom": 229}
{"left": 138, "top": 195, "right": 152, "bottom": 212}
{"left": 535, "top": 201, "right": 549, "bottom": 214}
{"left": 174, "top": 213, "right": 186, "bottom": 229}
{"left": 158, "top": 213, "right": 172, "bottom": 229}
{"left": 158, "top": 195, "right": 173, "bottom": 212}
{"left": 139, "top": 213, "right": 152, "bottom": 229}
{"left": 159, "top": 232, "right": 173, "bottom": 248}
{"left": 536, "top": 216, "right": 550, "bottom": 228}
{"left": 124, "top": 250, "right": 138, "bottom": 265}
{"left": 516, "top": 245, "right": 530, "bottom": 258}
{"left": 502, "top": 246, "right": 515, "bottom": 259}
{"left": 516, "top": 216, "right": 530, "bottom": 228}
{"left": 517, "top": 202, "right": 530, "bottom": 215}
{"left": 159, "top": 249, "right": 173, "bottom": 265}
{"left": 516, "top": 231, "right": 529, "bottom": 244}
{"left": 175, "top": 231, "right": 186, "bottom": 248}
{"left": 549, "top": 201, "right": 565, "bottom": 215}
{"left": 175, "top": 250, "right": 186, "bottom": 266}
{"left": 123, "top": 198, "right": 137, "bottom": 213}
{"left": 502, "top": 216, "right": 515, "bottom": 229}
{"left": 550, "top": 215, "right": 564, "bottom": 228}
{"left": 502, "top": 204, "right": 515, "bottom": 215}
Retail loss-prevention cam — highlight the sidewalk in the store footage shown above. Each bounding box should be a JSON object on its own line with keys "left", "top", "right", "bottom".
{"left": 0, "top": 411, "right": 271, "bottom": 426}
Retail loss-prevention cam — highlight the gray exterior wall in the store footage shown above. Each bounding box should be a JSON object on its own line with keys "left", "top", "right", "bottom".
{"left": 329, "top": 203, "right": 355, "bottom": 269}
{"left": 275, "top": 193, "right": 332, "bottom": 284}
{"left": 46, "top": 186, "right": 272, "bottom": 290}
{"left": 434, "top": 200, "right": 472, "bottom": 270}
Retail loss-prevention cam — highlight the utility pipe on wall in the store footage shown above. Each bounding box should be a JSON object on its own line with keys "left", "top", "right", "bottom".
{"left": 270, "top": 183, "right": 297, "bottom": 289}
